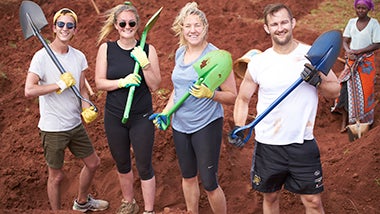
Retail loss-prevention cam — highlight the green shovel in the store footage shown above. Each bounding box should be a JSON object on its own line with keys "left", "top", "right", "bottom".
{"left": 149, "top": 49, "right": 233, "bottom": 130}
{"left": 122, "top": 7, "right": 163, "bottom": 124}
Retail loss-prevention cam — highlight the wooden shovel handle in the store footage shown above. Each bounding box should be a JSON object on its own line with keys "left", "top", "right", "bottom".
{"left": 85, "top": 78, "right": 95, "bottom": 96}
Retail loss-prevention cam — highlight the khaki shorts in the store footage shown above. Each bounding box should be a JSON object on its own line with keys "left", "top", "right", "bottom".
{"left": 40, "top": 124, "right": 94, "bottom": 169}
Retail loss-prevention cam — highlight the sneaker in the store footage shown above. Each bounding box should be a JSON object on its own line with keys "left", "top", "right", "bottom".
{"left": 143, "top": 211, "right": 155, "bottom": 214}
{"left": 72, "top": 194, "right": 109, "bottom": 212}
{"left": 117, "top": 198, "right": 139, "bottom": 214}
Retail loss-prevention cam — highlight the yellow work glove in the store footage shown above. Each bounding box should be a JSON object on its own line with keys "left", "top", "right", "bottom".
{"left": 189, "top": 83, "right": 214, "bottom": 99}
{"left": 118, "top": 73, "right": 141, "bottom": 88}
{"left": 56, "top": 72, "right": 76, "bottom": 94}
{"left": 131, "top": 46, "right": 150, "bottom": 69}
{"left": 81, "top": 106, "right": 98, "bottom": 123}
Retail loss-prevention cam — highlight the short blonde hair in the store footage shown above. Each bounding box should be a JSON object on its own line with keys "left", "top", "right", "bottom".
{"left": 171, "top": 2, "right": 208, "bottom": 47}
{"left": 97, "top": 2, "right": 140, "bottom": 45}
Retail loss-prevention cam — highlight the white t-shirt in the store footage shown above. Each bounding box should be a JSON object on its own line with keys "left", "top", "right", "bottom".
{"left": 343, "top": 17, "right": 380, "bottom": 50}
{"left": 28, "top": 46, "right": 88, "bottom": 131}
{"left": 247, "top": 43, "right": 318, "bottom": 145}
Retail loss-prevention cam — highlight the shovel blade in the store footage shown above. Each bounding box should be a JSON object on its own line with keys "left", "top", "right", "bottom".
{"left": 347, "top": 123, "right": 370, "bottom": 142}
{"left": 192, "top": 50, "right": 233, "bottom": 91}
{"left": 305, "top": 30, "right": 342, "bottom": 76}
{"left": 144, "top": 7, "right": 163, "bottom": 33}
{"left": 19, "top": 0, "right": 48, "bottom": 40}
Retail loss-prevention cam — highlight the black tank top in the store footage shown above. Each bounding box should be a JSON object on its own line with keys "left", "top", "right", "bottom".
{"left": 105, "top": 41, "right": 152, "bottom": 119}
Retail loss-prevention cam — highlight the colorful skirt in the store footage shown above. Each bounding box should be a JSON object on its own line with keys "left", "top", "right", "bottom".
{"left": 333, "top": 53, "right": 376, "bottom": 125}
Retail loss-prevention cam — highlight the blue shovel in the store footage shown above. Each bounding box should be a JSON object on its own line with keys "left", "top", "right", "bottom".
{"left": 230, "top": 30, "right": 342, "bottom": 144}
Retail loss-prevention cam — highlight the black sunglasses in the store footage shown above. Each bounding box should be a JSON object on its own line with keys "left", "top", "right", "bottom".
{"left": 56, "top": 21, "right": 75, "bottom": 29}
{"left": 119, "top": 20, "right": 137, "bottom": 28}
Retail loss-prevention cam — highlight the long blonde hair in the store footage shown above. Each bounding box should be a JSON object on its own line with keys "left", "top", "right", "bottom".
{"left": 171, "top": 2, "right": 208, "bottom": 47}
{"left": 97, "top": 3, "right": 140, "bottom": 45}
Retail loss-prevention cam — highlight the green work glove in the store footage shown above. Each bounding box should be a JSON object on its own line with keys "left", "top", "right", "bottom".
{"left": 131, "top": 46, "right": 150, "bottom": 69}
{"left": 118, "top": 73, "right": 141, "bottom": 88}
{"left": 189, "top": 83, "right": 214, "bottom": 99}
{"left": 56, "top": 72, "right": 76, "bottom": 94}
{"left": 81, "top": 106, "right": 98, "bottom": 123}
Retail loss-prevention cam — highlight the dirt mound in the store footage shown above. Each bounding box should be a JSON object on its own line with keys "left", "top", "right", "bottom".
{"left": 0, "top": 0, "right": 379, "bottom": 213}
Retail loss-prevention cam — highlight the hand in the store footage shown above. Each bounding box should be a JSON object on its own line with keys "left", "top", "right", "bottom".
{"left": 118, "top": 73, "right": 141, "bottom": 88}
{"left": 81, "top": 106, "right": 98, "bottom": 123}
{"left": 301, "top": 63, "right": 321, "bottom": 87}
{"left": 148, "top": 112, "right": 170, "bottom": 130}
{"left": 131, "top": 46, "right": 150, "bottom": 69}
{"left": 228, "top": 126, "right": 246, "bottom": 147}
{"left": 189, "top": 83, "right": 214, "bottom": 99}
{"left": 56, "top": 72, "right": 76, "bottom": 94}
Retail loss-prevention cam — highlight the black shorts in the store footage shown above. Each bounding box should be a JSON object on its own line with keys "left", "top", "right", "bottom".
{"left": 251, "top": 139, "right": 324, "bottom": 194}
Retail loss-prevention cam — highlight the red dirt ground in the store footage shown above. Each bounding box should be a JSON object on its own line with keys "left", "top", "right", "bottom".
{"left": 1, "top": 0, "right": 379, "bottom": 213}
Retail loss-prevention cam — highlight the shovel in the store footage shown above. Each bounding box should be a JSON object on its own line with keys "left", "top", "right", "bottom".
{"left": 122, "top": 7, "right": 163, "bottom": 124}
{"left": 230, "top": 30, "right": 342, "bottom": 144}
{"left": 19, "top": 0, "right": 97, "bottom": 112}
{"left": 150, "top": 49, "right": 233, "bottom": 131}
{"left": 346, "top": 56, "right": 370, "bottom": 141}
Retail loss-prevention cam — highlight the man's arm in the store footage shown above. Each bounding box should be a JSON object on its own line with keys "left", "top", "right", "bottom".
{"left": 24, "top": 72, "right": 60, "bottom": 98}
{"left": 233, "top": 69, "right": 258, "bottom": 126}
{"left": 318, "top": 70, "right": 340, "bottom": 99}
{"left": 79, "top": 71, "right": 90, "bottom": 109}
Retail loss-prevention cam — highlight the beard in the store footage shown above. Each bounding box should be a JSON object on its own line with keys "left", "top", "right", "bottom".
{"left": 272, "top": 32, "right": 292, "bottom": 46}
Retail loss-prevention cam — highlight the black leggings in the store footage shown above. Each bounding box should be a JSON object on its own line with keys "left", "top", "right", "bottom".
{"left": 104, "top": 109, "right": 154, "bottom": 180}
{"left": 173, "top": 118, "right": 223, "bottom": 191}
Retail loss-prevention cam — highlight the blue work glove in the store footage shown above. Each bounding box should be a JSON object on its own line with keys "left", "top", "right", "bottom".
{"left": 301, "top": 63, "right": 322, "bottom": 87}
{"left": 228, "top": 126, "right": 246, "bottom": 147}
{"left": 148, "top": 112, "right": 170, "bottom": 130}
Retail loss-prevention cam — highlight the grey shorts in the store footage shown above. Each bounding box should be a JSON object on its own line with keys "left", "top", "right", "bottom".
{"left": 40, "top": 124, "right": 94, "bottom": 169}
{"left": 251, "top": 139, "right": 324, "bottom": 194}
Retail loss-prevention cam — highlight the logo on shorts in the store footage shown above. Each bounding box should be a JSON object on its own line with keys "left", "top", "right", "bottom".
{"left": 252, "top": 174, "right": 261, "bottom": 186}
{"left": 315, "top": 176, "right": 323, "bottom": 188}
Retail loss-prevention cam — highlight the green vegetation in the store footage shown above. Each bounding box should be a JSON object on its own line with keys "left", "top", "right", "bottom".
{"left": 299, "top": 0, "right": 380, "bottom": 33}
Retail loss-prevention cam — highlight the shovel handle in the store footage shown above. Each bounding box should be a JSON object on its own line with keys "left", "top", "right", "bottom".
{"left": 121, "top": 35, "right": 147, "bottom": 124}
{"left": 232, "top": 77, "right": 304, "bottom": 143}
{"left": 164, "top": 79, "right": 202, "bottom": 120}
{"left": 122, "top": 7, "right": 163, "bottom": 123}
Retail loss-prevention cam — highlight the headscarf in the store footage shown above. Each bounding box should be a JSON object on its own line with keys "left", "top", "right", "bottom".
{"left": 53, "top": 8, "right": 78, "bottom": 24}
{"left": 354, "top": 0, "right": 375, "bottom": 11}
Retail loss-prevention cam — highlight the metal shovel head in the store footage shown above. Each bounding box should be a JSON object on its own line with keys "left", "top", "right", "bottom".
{"left": 347, "top": 122, "right": 370, "bottom": 141}
{"left": 305, "top": 30, "right": 342, "bottom": 76}
{"left": 192, "top": 50, "right": 233, "bottom": 91}
{"left": 143, "top": 7, "right": 163, "bottom": 35}
{"left": 19, "top": 0, "right": 48, "bottom": 40}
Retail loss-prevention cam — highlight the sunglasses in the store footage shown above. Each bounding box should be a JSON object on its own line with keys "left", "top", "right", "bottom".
{"left": 118, "top": 20, "right": 137, "bottom": 28}
{"left": 56, "top": 21, "right": 75, "bottom": 29}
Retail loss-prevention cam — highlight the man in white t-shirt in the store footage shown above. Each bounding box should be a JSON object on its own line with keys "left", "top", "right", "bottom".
{"left": 25, "top": 8, "right": 108, "bottom": 212}
{"left": 229, "top": 3, "right": 340, "bottom": 214}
